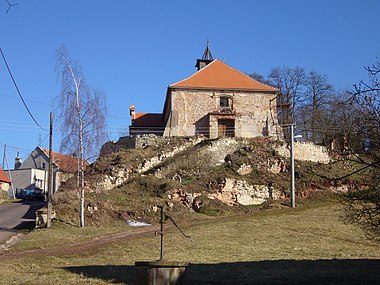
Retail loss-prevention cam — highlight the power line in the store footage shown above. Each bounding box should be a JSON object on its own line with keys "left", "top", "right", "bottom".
{"left": 39, "top": 133, "right": 49, "bottom": 146}
{"left": 0, "top": 127, "right": 49, "bottom": 133}
{"left": 108, "top": 114, "right": 130, "bottom": 120}
{"left": 4, "top": 144, "right": 33, "bottom": 152}
{"left": 0, "top": 119, "right": 49, "bottom": 125}
{"left": 0, "top": 48, "right": 47, "bottom": 131}
{"left": 0, "top": 121, "right": 49, "bottom": 127}
{"left": 0, "top": 93, "right": 52, "bottom": 106}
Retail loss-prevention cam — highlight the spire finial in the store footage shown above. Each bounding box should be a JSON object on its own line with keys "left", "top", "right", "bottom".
{"left": 202, "top": 39, "right": 213, "bottom": 61}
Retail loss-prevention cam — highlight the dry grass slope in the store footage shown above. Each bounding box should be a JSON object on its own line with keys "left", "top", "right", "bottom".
{"left": 53, "top": 137, "right": 368, "bottom": 227}
{"left": 0, "top": 202, "right": 379, "bottom": 284}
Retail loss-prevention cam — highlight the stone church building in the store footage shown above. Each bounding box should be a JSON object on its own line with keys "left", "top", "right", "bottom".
{"left": 129, "top": 46, "right": 282, "bottom": 139}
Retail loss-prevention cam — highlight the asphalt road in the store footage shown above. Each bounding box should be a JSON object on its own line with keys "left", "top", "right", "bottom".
{"left": 0, "top": 200, "right": 46, "bottom": 244}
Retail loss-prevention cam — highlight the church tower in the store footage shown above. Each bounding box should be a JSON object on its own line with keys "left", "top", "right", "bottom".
{"left": 195, "top": 42, "right": 214, "bottom": 71}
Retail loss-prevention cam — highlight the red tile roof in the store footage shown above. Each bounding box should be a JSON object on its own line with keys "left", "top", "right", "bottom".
{"left": 170, "top": 59, "right": 278, "bottom": 91}
{"left": 0, "top": 169, "right": 11, "bottom": 183}
{"left": 132, "top": 113, "right": 165, "bottom": 127}
{"left": 40, "top": 148, "right": 89, "bottom": 174}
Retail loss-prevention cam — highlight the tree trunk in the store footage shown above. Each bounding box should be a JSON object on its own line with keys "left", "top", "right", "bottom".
{"left": 69, "top": 64, "right": 86, "bottom": 227}
{"left": 77, "top": 93, "right": 85, "bottom": 228}
{"left": 75, "top": 144, "right": 85, "bottom": 227}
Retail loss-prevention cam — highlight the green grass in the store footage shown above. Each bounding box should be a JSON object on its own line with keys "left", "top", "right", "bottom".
{"left": 0, "top": 202, "right": 379, "bottom": 284}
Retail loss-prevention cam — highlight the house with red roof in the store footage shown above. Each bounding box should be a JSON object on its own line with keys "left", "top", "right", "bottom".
{"left": 10, "top": 146, "right": 88, "bottom": 197}
{"left": 129, "top": 46, "right": 282, "bottom": 139}
{"left": 0, "top": 169, "right": 11, "bottom": 193}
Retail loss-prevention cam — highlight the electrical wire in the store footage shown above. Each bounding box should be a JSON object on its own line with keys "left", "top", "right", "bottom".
{"left": 0, "top": 122, "right": 49, "bottom": 128}
{"left": 0, "top": 93, "right": 52, "bottom": 106}
{"left": 4, "top": 145, "right": 33, "bottom": 152}
{"left": 0, "top": 48, "right": 47, "bottom": 132}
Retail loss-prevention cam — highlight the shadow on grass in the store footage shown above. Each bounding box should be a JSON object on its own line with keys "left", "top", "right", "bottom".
{"left": 64, "top": 259, "right": 380, "bottom": 284}
{"left": 65, "top": 264, "right": 135, "bottom": 284}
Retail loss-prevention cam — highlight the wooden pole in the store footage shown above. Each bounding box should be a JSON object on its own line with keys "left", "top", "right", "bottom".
{"left": 2, "top": 144, "right": 5, "bottom": 170}
{"left": 4, "top": 153, "right": 15, "bottom": 199}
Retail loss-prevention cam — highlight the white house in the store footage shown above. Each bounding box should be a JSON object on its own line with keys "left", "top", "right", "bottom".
{"left": 10, "top": 146, "right": 88, "bottom": 198}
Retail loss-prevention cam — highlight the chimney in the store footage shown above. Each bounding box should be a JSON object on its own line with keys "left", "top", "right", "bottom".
{"left": 14, "top": 152, "right": 22, "bottom": 170}
{"left": 129, "top": 105, "right": 136, "bottom": 120}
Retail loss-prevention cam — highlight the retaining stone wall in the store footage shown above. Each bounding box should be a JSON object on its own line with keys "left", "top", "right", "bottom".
{"left": 276, "top": 141, "right": 331, "bottom": 163}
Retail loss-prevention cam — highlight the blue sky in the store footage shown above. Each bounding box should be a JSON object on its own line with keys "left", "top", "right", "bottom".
{"left": 1, "top": 0, "right": 379, "bottom": 164}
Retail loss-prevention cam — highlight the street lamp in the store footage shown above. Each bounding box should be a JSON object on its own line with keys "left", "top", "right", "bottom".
{"left": 281, "top": 124, "right": 298, "bottom": 208}
{"left": 290, "top": 124, "right": 295, "bottom": 208}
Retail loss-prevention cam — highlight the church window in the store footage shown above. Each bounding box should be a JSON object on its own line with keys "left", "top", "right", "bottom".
{"left": 220, "top": 96, "right": 230, "bottom": 108}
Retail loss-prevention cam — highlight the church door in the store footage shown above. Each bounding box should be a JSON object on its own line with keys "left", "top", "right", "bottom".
{"left": 218, "top": 119, "right": 235, "bottom": 137}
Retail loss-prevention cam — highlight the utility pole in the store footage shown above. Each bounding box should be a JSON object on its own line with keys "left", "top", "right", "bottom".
{"left": 2, "top": 144, "right": 5, "bottom": 170}
{"left": 47, "top": 112, "right": 53, "bottom": 228}
{"left": 290, "top": 124, "right": 296, "bottom": 208}
{"left": 4, "top": 152, "right": 15, "bottom": 199}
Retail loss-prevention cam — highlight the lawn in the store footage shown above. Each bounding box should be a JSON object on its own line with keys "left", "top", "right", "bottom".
{"left": 0, "top": 201, "right": 379, "bottom": 284}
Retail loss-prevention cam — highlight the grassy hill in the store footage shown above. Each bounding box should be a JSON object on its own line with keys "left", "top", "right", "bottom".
{"left": 52, "top": 136, "right": 367, "bottom": 227}
{"left": 1, "top": 136, "right": 377, "bottom": 283}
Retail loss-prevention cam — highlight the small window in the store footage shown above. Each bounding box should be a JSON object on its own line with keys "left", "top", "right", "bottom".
{"left": 35, "top": 179, "right": 43, "bottom": 189}
{"left": 42, "top": 163, "right": 46, "bottom": 169}
{"left": 220, "top": 96, "right": 229, "bottom": 108}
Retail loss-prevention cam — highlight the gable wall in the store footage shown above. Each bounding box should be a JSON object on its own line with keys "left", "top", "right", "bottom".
{"left": 164, "top": 89, "right": 281, "bottom": 139}
{"left": 20, "top": 148, "right": 49, "bottom": 170}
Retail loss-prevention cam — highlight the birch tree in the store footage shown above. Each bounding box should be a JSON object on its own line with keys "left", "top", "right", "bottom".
{"left": 55, "top": 45, "right": 108, "bottom": 227}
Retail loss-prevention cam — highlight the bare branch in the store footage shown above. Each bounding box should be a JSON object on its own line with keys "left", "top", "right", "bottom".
{"left": 338, "top": 59, "right": 380, "bottom": 241}
{"left": 5, "top": 0, "right": 18, "bottom": 13}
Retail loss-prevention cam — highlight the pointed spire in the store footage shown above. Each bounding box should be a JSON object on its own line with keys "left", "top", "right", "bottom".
{"left": 195, "top": 40, "right": 214, "bottom": 70}
{"left": 202, "top": 40, "right": 213, "bottom": 61}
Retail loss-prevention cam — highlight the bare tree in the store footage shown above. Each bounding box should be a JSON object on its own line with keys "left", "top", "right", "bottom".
{"left": 339, "top": 59, "right": 380, "bottom": 241}
{"left": 301, "top": 71, "right": 334, "bottom": 143}
{"left": 247, "top": 72, "right": 273, "bottom": 86}
{"left": 55, "top": 44, "right": 108, "bottom": 227}
{"left": 269, "top": 67, "right": 306, "bottom": 122}
{"left": 352, "top": 61, "right": 380, "bottom": 155}
{"left": 268, "top": 66, "right": 306, "bottom": 140}
{"left": 319, "top": 91, "right": 360, "bottom": 151}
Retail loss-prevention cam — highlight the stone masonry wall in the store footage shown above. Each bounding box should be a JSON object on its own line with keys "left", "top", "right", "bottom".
{"left": 100, "top": 135, "right": 174, "bottom": 156}
{"left": 276, "top": 141, "right": 331, "bottom": 163}
{"left": 164, "top": 89, "right": 281, "bottom": 139}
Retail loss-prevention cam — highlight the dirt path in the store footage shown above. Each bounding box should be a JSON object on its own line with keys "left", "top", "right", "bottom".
{"left": 0, "top": 204, "right": 307, "bottom": 260}
{"left": 0, "top": 225, "right": 158, "bottom": 260}
{"left": 0, "top": 213, "right": 226, "bottom": 260}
